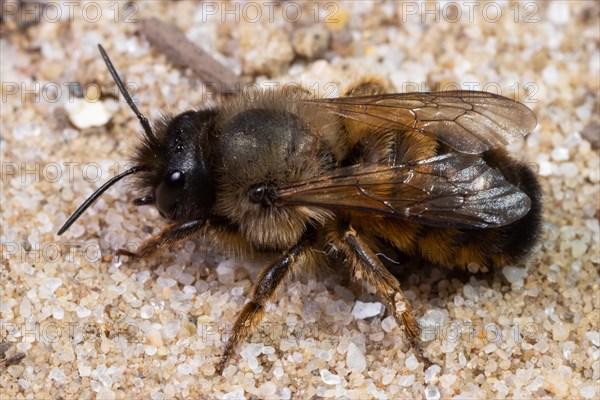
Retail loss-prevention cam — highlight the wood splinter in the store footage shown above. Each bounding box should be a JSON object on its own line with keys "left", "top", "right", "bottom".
{"left": 140, "top": 17, "right": 240, "bottom": 93}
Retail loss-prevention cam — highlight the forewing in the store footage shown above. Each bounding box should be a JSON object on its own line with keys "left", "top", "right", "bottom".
{"left": 277, "top": 153, "right": 531, "bottom": 228}
{"left": 302, "top": 91, "right": 537, "bottom": 154}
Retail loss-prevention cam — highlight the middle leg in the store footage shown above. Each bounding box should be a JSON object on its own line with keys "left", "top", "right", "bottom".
{"left": 216, "top": 242, "right": 304, "bottom": 374}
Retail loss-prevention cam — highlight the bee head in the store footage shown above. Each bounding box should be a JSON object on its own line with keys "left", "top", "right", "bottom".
{"left": 133, "top": 110, "right": 217, "bottom": 221}
{"left": 58, "top": 45, "right": 216, "bottom": 235}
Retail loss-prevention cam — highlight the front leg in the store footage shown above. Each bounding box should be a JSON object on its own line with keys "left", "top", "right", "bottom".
{"left": 116, "top": 219, "right": 205, "bottom": 259}
{"left": 216, "top": 242, "right": 303, "bottom": 375}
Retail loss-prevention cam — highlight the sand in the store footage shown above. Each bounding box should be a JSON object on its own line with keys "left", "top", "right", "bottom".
{"left": 1, "top": 1, "right": 598, "bottom": 399}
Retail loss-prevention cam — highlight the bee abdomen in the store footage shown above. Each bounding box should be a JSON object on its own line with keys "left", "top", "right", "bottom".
{"left": 481, "top": 149, "right": 543, "bottom": 265}
{"left": 416, "top": 150, "right": 543, "bottom": 270}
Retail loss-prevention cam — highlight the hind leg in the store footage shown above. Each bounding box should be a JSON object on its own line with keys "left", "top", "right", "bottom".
{"left": 332, "top": 224, "right": 421, "bottom": 349}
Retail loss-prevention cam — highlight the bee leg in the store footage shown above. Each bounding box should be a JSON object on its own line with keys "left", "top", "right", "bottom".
{"left": 339, "top": 226, "right": 427, "bottom": 362}
{"left": 115, "top": 219, "right": 206, "bottom": 259}
{"left": 216, "top": 243, "right": 303, "bottom": 375}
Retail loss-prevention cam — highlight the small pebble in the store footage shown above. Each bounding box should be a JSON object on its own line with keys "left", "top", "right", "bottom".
{"left": 78, "top": 365, "right": 91, "bottom": 377}
{"left": 425, "top": 365, "right": 441, "bottom": 382}
{"left": 292, "top": 25, "right": 330, "bottom": 59}
{"left": 146, "top": 329, "right": 163, "bottom": 347}
{"left": 462, "top": 285, "right": 478, "bottom": 299}
{"left": 580, "top": 384, "right": 597, "bottom": 399}
{"left": 182, "top": 285, "right": 196, "bottom": 294}
{"left": 177, "top": 364, "right": 192, "bottom": 375}
{"left": 7, "top": 365, "right": 24, "bottom": 378}
{"left": 552, "top": 322, "right": 571, "bottom": 341}
{"left": 585, "top": 331, "right": 600, "bottom": 346}
{"left": 258, "top": 381, "right": 277, "bottom": 396}
{"left": 49, "top": 367, "right": 65, "bottom": 384}
{"left": 150, "top": 391, "right": 163, "bottom": 400}
{"left": 425, "top": 384, "right": 441, "bottom": 400}
{"left": 381, "top": 316, "right": 396, "bottom": 332}
{"left": 547, "top": 1, "right": 570, "bottom": 25}
{"left": 164, "top": 385, "right": 175, "bottom": 399}
{"left": 405, "top": 354, "right": 420, "bottom": 371}
{"left": 52, "top": 307, "right": 64, "bottom": 320}
{"left": 39, "top": 278, "right": 62, "bottom": 298}
{"left": 351, "top": 301, "right": 383, "bottom": 319}
{"left": 273, "top": 365, "right": 284, "bottom": 379}
{"left": 144, "top": 345, "right": 157, "bottom": 356}
{"left": 96, "top": 388, "right": 116, "bottom": 400}
{"left": 162, "top": 320, "right": 180, "bottom": 340}
{"left": 381, "top": 371, "right": 395, "bottom": 385}
{"left": 581, "top": 121, "right": 600, "bottom": 149}
{"left": 320, "top": 369, "right": 341, "bottom": 385}
{"left": 65, "top": 99, "right": 116, "bottom": 129}
{"left": 484, "top": 343, "right": 497, "bottom": 354}
{"left": 542, "top": 65, "right": 559, "bottom": 86}
{"left": 140, "top": 305, "right": 154, "bottom": 319}
{"left": 75, "top": 305, "right": 91, "bottom": 318}
{"left": 538, "top": 160, "right": 553, "bottom": 176}
{"left": 157, "top": 276, "right": 176, "bottom": 288}
{"left": 571, "top": 241, "right": 588, "bottom": 258}
{"left": 222, "top": 388, "right": 245, "bottom": 400}
{"left": 216, "top": 259, "right": 236, "bottom": 284}
{"left": 346, "top": 342, "right": 367, "bottom": 372}
{"left": 559, "top": 162, "right": 578, "bottom": 177}
{"left": 19, "top": 298, "right": 31, "bottom": 318}
{"left": 397, "top": 374, "right": 415, "bottom": 387}
{"left": 17, "top": 378, "right": 29, "bottom": 390}
{"left": 551, "top": 147, "right": 569, "bottom": 161}
{"left": 502, "top": 266, "right": 528, "bottom": 284}
{"left": 440, "top": 374, "right": 457, "bottom": 389}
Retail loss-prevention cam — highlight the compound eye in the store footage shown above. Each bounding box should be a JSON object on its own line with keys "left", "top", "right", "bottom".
{"left": 155, "top": 170, "right": 185, "bottom": 217}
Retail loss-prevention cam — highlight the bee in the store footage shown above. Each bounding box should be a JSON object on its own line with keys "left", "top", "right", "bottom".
{"left": 59, "top": 45, "right": 542, "bottom": 374}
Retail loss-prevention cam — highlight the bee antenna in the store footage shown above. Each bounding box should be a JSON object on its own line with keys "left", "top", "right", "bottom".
{"left": 97, "top": 44, "right": 155, "bottom": 141}
{"left": 57, "top": 166, "right": 144, "bottom": 235}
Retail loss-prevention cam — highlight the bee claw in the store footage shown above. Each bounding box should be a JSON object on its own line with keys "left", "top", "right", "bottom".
{"left": 410, "top": 338, "right": 432, "bottom": 369}
{"left": 0, "top": 341, "right": 25, "bottom": 366}
{"left": 115, "top": 249, "right": 138, "bottom": 258}
{"left": 215, "top": 357, "right": 227, "bottom": 376}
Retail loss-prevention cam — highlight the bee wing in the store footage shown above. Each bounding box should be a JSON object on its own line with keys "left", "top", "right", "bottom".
{"left": 277, "top": 153, "right": 531, "bottom": 228}
{"left": 302, "top": 91, "right": 537, "bottom": 154}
